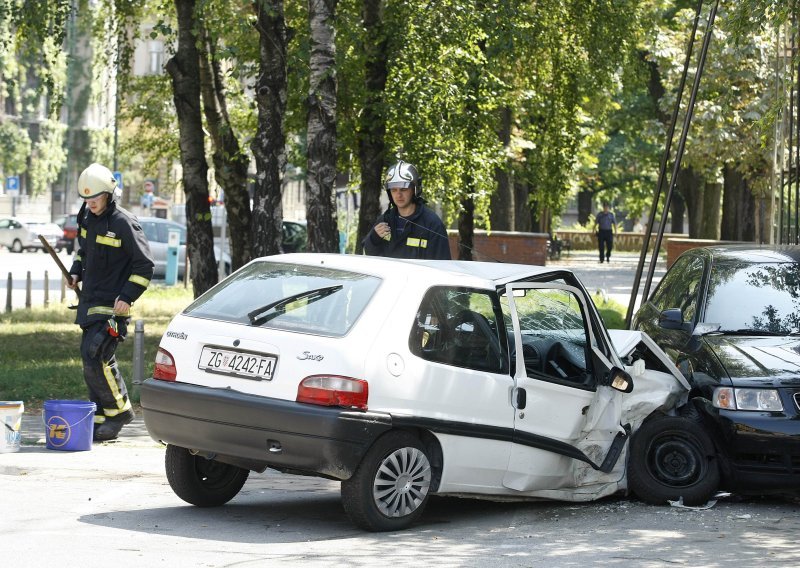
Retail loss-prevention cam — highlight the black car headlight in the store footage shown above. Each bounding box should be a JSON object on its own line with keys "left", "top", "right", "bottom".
{"left": 713, "top": 387, "right": 783, "bottom": 411}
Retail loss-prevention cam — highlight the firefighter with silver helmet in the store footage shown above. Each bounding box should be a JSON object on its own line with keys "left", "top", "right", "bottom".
{"left": 68, "top": 163, "right": 154, "bottom": 441}
{"left": 363, "top": 160, "right": 451, "bottom": 259}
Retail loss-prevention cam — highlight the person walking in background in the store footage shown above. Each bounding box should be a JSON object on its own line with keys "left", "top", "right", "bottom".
{"left": 363, "top": 160, "right": 452, "bottom": 260}
{"left": 594, "top": 202, "right": 617, "bottom": 263}
{"left": 68, "top": 163, "right": 155, "bottom": 441}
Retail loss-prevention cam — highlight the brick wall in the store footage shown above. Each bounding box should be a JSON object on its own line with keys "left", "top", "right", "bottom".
{"left": 553, "top": 230, "right": 687, "bottom": 253}
{"left": 447, "top": 230, "right": 549, "bottom": 265}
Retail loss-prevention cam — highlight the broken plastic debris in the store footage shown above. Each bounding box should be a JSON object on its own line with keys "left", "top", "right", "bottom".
{"left": 668, "top": 496, "right": 717, "bottom": 510}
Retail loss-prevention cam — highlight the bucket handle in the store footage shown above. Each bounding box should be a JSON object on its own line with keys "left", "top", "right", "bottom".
{"left": 42, "top": 408, "right": 96, "bottom": 428}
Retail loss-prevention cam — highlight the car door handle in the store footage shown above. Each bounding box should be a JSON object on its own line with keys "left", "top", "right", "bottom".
{"left": 514, "top": 387, "right": 527, "bottom": 410}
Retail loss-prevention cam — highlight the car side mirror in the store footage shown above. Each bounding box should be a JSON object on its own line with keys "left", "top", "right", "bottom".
{"left": 658, "top": 308, "right": 693, "bottom": 333}
{"left": 607, "top": 366, "right": 634, "bottom": 393}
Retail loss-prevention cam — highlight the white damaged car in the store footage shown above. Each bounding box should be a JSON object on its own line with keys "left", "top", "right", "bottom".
{"left": 142, "top": 254, "right": 701, "bottom": 531}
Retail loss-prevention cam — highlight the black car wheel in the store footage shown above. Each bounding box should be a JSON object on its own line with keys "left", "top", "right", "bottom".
{"left": 341, "top": 431, "right": 433, "bottom": 532}
{"left": 628, "top": 415, "right": 719, "bottom": 506}
{"left": 10, "top": 239, "right": 23, "bottom": 253}
{"left": 165, "top": 444, "right": 249, "bottom": 507}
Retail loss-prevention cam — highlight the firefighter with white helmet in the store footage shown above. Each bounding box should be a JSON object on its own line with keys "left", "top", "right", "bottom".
{"left": 363, "top": 160, "right": 451, "bottom": 260}
{"left": 68, "top": 163, "right": 154, "bottom": 441}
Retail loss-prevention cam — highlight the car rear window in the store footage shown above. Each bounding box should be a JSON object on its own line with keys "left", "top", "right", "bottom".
{"left": 183, "top": 261, "right": 381, "bottom": 336}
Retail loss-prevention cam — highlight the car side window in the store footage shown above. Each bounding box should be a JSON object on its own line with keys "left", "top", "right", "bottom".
{"left": 410, "top": 287, "right": 506, "bottom": 374}
{"left": 502, "top": 288, "right": 594, "bottom": 389}
{"left": 651, "top": 255, "right": 705, "bottom": 322}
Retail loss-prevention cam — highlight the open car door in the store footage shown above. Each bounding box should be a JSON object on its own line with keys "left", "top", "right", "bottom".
{"left": 501, "top": 282, "right": 632, "bottom": 498}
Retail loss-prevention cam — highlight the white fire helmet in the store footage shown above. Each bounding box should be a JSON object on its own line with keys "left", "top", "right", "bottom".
{"left": 385, "top": 160, "right": 422, "bottom": 202}
{"left": 77, "top": 163, "right": 120, "bottom": 201}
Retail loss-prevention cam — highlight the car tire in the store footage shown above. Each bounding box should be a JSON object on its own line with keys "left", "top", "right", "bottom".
{"left": 11, "top": 240, "right": 23, "bottom": 253}
{"left": 341, "top": 431, "right": 433, "bottom": 532}
{"left": 627, "top": 415, "right": 719, "bottom": 506}
{"left": 164, "top": 444, "right": 249, "bottom": 507}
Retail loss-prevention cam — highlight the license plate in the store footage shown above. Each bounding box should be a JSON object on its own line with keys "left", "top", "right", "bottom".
{"left": 198, "top": 346, "right": 277, "bottom": 380}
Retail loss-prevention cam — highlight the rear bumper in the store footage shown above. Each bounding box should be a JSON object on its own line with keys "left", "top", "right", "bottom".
{"left": 140, "top": 378, "right": 392, "bottom": 480}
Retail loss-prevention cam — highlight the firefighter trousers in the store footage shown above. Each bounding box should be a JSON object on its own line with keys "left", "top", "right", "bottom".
{"left": 80, "top": 320, "right": 132, "bottom": 425}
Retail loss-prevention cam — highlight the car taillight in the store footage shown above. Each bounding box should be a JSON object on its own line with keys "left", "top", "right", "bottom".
{"left": 153, "top": 347, "right": 177, "bottom": 381}
{"left": 296, "top": 375, "right": 368, "bottom": 410}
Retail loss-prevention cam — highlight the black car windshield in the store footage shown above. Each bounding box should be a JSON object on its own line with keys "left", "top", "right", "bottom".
{"left": 183, "top": 261, "right": 381, "bottom": 336}
{"left": 704, "top": 261, "right": 800, "bottom": 335}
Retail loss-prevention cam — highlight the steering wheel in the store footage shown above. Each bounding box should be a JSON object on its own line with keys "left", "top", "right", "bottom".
{"left": 449, "top": 309, "right": 504, "bottom": 362}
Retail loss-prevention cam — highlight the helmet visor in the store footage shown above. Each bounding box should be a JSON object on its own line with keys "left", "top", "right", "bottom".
{"left": 387, "top": 182, "right": 415, "bottom": 190}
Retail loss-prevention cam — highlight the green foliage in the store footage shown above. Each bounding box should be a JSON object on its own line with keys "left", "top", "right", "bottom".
{"left": 593, "top": 294, "right": 628, "bottom": 330}
{"left": 29, "top": 119, "right": 67, "bottom": 196}
{"left": 0, "top": 120, "right": 32, "bottom": 175}
{"left": 5, "top": 0, "right": 791, "bottom": 248}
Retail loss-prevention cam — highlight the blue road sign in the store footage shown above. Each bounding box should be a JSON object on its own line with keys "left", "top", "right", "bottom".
{"left": 113, "top": 171, "right": 123, "bottom": 189}
{"left": 6, "top": 175, "right": 20, "bottom": 195}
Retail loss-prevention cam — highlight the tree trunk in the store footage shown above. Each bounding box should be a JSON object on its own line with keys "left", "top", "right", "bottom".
{"left": 306, "top": 0, "right": 339, "bottom": 253}
{"left": 251, "top": 0, "right": 288, "bottom": 257}
{"left": 676, "top": 167, "right": 703, "bottom": 238}
{"left": 166, "top": 0, "right": 216, "bottom": 297}
{"left": 457, "top": 195, "right": 475, "bottom": 260}
{"left": 577, "top": 189, "right": 593, "bottom": 226}
{"left": 514, "top": 179, "right": 531, "bottom": 232}
{"left": 721, "top": 163, "right": 754, "bottom": 242}
{"left": 355, "top": 0, "right": 387, "bottom": 254}
{"left": 669, "top": 191, "right": 685, "bottom": 233}
{"left": 700, "top": 181, "right": 722, "bottom": 239}
{"left": 489, "top": 106, "right": 513, "bottom": 231}
{"left": 198, "top": 24, "right": 252, "bottom": 271}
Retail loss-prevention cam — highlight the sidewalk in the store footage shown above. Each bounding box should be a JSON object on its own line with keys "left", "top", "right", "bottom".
{"left": 546, "top": 249, "right": 666, "bottom": 311}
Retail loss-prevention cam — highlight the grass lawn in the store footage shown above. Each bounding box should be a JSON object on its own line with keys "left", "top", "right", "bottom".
{"left": 0, "top": 283, "right": 628, "bottom": 408}
{"left": 0, "top": 285, "right": 194, "bottom": 407}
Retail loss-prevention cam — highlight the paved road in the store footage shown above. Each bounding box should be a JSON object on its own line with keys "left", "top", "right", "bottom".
{"left": 547, "top": 249, "right": 666, "bottom": 313}
{"left": 3, "top": 414, "right": 799, "bottom": 567}
{"left": 0, "top": 248, "right": 79, "bottom": 310}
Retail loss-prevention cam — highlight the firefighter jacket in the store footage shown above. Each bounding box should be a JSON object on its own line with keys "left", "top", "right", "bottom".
{"left": 69, "top": 201, "right": 155, "bottom": 326}
{"left": 363, "top": 203, "right": 452, "bottom": 260}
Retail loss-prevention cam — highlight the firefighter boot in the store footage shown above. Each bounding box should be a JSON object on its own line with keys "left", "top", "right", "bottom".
{"left": 93, "top": 409, "right": 135, "bottom": 442}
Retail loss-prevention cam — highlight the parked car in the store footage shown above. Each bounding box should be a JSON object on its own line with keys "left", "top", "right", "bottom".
{"left": 0, "top": 216, "right": 61, "bottom": 253}
{"left": 54, "top": 213, "right": 79, "bottom": 253}
{"left": 281, "top": 220, "right": 307, "bottom": 253}
{"left": 138, "top": 217, "right": 231, "bottom": 280}
{"left": 142, "top": 253, "right": 702, "bottom": 531}
{"left": 633, "top": 245, "right": 800, "bottom": 498}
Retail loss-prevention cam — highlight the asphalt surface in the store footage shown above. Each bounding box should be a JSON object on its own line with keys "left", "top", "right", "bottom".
{"left": 11, "top": 250, "right": 799, "bottom": 567}
{"left": 4, "top": 411, "right": 800, "bottom": 567}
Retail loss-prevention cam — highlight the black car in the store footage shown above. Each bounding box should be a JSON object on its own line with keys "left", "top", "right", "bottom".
{"left": 633, "top": 245, "right": 800, "bottom": 497}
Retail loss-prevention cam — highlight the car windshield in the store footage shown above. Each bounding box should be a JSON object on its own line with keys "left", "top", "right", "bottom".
{"left": 183, "top": 261, "right": 381, "bottom": 336}
{"left": 704, "top": 261, "right": 800, "bottom": 334}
